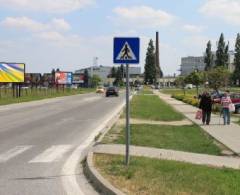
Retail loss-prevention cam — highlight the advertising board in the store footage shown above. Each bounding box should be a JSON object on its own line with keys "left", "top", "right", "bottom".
{"left": 72, "top": 73, "right": 84, "bottom": 84}
{"left": 0, "top": 63, "right": 25, "bottom": 83}
{"left": 55, "top": 72, "right": 72, "bottom": 85}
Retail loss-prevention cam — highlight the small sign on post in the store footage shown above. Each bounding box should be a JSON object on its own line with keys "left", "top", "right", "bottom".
{"left": 113, "top": 37, "right": 140, "bottom": 166}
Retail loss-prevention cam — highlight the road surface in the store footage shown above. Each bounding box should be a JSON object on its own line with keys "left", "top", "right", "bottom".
{"left": 0, "top": 92, "right": 125, "bottom": 195}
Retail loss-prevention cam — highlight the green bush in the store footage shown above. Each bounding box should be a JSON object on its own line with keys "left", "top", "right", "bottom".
{"left": 172, "top": 94, "right": 199, "bottom": 107}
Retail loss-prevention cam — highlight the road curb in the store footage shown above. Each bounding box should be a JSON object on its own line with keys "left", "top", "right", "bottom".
{"left": 83, "top": 92, "right": 136, "bottom": 194}
{"left": 84, "top": 151, "right": 125, "bottom": 195}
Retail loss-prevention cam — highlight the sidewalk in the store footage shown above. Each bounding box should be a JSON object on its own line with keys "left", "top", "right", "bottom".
{"left": 93, "top": 144, "right": 240, "bottom": 169}
{"left": 156, "top": 91, "right": 240, "bottom": 154}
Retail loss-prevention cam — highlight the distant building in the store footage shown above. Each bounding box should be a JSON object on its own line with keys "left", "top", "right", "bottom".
{"left": 75, "top": 65, "right": 141, "bottom": 83}
{"left": 180, "top": 56, "right": 205, "bottom": 76}
{"left": 180, "top": 51, "right": 235, "bottom": 76}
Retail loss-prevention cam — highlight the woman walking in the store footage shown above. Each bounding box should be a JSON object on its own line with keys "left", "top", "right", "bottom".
{"left": 221, "top": 91, "right": 232, "bottom": 125}
{"left": 199, "top": 92, "right": 212, "bottom": 125}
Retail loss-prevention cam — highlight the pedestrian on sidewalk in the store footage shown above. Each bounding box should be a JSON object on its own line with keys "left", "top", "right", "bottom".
{"left": 199, "top": 91, "right": 212, "bottom": 125}
{"left": 220, "top": 90, "right": 232, "bottom": 125}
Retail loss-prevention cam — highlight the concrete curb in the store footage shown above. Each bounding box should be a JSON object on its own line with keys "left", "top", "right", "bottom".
{"left": 83, "top": 92, "right": 136, "bottom": 195}
{"left": 84, "top": 152, "right": 125, "bottom": 195}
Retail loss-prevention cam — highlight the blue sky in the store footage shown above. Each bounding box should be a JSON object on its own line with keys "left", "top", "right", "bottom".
{"left": 0, "top": 0, "right": 239, "bottom": 75}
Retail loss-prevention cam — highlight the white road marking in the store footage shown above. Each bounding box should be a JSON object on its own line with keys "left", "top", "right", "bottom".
{"left": 0, "top": 146, "right": 32, "bottom": 163}
{"left": 29, "top": 145, "right": 73, "bottom": 163}
{"left": 61, "top": 99, "right": 126, "bottom": 195}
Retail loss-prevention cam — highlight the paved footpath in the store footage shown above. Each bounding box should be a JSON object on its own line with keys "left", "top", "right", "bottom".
{"left": 93, "top": 144, "right": 240, "bottom": 169}
{"left": 155, "top": 91, "right": 240, "bottom": 154}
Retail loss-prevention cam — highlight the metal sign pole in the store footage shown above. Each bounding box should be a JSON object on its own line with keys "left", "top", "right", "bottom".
{"left": 125, "top": 63, "right": 130, "bottom": 166}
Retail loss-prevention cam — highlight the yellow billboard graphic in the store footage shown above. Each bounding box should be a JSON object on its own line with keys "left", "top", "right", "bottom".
{"left": 0, "top": 63, "right": 25, "bottom": 83}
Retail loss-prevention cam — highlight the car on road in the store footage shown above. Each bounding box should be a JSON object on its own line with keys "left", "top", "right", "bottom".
{"left": 106, "top": 86, "right": 119, "bottom": 97}
{"left": 96, "top": 86, "right": 105, "bottom": 93}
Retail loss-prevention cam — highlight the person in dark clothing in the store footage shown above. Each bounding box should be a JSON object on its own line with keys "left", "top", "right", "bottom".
{"left": 199, "top": 92, "right": 212, "bottom": 125}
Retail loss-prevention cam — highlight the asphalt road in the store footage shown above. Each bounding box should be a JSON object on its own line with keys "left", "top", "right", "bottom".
{"left": 0, "top": 92, "right": 125, "bottom": 195}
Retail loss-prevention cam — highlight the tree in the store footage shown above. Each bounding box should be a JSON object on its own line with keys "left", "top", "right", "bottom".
{"left": 233, "top": 33, "right": 240, "bottom": 86}
{"left": 204, "top": 41, "right": 214, "bottom": 71}
{"left": 84, "top": 69, "right": 89, "bottom": 87}
{"left": 113, "top": 67, "right": 124, "bottom": 86}
{"left": 120, "top": 64, "right": 125, "bottom": 78}
{"left": 207, "top": 67, "right": 230, "bottom": 91}
{"left": 215, "top": 33, "right": 229, "bottom": 68}
{"left": 90, "top": 74, "right": 101, "bottom": 87}
{"left": 144, "top": 39, "right": 156, "bottom": 84}
{"left": 185, "top": 71, "right": 204, "bottom": 96}
{"left": 175, "top": 76, "right": 186, "bottom": 95}
{"left": 51, "top": 68, "right": 56, "bottom": 86}
{"left": 110, "top": 67, "right": 117, "bottom": 78}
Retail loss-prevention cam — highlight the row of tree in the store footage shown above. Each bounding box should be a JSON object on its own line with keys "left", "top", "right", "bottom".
{"left": 204, "top": 33, "right": 240, "bottom": 85}
{"left": 110, "top": 65, "right": 125, "bottom": 86}
{"left": 175, "top": 33, "right": 240, "bottom": 95}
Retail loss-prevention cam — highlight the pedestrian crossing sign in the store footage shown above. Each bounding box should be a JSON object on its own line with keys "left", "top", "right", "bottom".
{"left": 113, "top": 37, "right": 140, "bottom": 64}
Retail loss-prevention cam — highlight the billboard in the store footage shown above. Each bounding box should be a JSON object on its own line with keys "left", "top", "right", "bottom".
{"left": 0, "top": 63, "right": 25, "bottom": 83}
{"left": 55, "top": 72, "right": 72, "bottom": 85}
{"left": 72, "top": 73, "right": 84, "bottom": 84}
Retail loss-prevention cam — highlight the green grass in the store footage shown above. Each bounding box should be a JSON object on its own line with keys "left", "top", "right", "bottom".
{"left": 0, "top": 88, "right": 95, "bottom": 106}
{"left": 106, "top": 124, "right": 221, "bottom": 155}
{"left": 139, "top": 88, "right": 153, "bottom": 94}
{"left": 94, "top": 154, "right": 240, "bottom": 195}
{"left": 131, "top": 94, "right": 184, "bottom": 121}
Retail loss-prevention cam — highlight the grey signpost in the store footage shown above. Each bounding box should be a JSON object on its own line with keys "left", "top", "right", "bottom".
{"left": 114, "top": 37, "right": 140, "bottom": 166}
{"left": 125, "top": 63, "right": 130, "bottom": 165}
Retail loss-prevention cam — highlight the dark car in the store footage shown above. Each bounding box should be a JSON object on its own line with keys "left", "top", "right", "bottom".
{"left": 235, "top": 103, "right": 240, "bottom": 114}
{"left": 106, "top": 86, "right": 119, "bottom": 97}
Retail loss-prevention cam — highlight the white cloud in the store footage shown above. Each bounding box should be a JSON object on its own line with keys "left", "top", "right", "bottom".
{"left": 183, "top": 24, "right": 205, "bottom": 33}
{"left": 1, "top": 17, "right": 71, "bottom": 32}
{"left": 0, "top": 0, "right": 94, "bottom": 13}
{"left": 200, "top": 0, "right": 240, "bottom": 25}
{"left": 51, "top": 18, "right": 71, "bottom": 31}
{"left": 36, "top": 31, "right": 83, "bottom": 47}
{"left": 112, "top": 6, "right": 175, "bottom": 28}
{"left": 1, "top": 17, "right": 47, "bottom": 32}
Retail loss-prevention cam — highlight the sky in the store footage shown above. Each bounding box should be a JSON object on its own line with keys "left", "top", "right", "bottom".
{"left": 0, "top": 0, "right": 239, "bottom": 75}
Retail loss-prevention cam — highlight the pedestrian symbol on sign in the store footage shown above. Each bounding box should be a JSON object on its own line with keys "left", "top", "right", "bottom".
{"left": 116, "top": 42, "right": 136, "bottom": 61}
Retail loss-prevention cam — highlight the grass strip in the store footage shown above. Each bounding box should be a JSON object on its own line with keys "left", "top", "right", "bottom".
{"left": 131, "top": 94, "right": 184, "bottom": 121}
{"left": 105, "top": 124, "right": 221, "bottom": 155}
{"left": 94, "top": 154, "right": 240, "bottom": 195}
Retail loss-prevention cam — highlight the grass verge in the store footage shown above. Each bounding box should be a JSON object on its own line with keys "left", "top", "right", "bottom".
{"left": 130, "top": 94, "right": 184, "bottom": 121}
{"left": 0, "top": 88, "right": 95, "bottom": 106}
{"left": 94, "top": 154, "right": 240, "bottom": 195}
{"left": 103, "top": 124, "right": 221, "bottom": 155}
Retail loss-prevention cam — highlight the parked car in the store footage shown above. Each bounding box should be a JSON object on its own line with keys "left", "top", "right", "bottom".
{"left": 211, "top": 92, "right": 240, "bottom": 113}
{"left": 235, "top": 103, "right": 240, "bottom": 114}
{"left": 135, "top": 85, "right": 142, "bottom": 91}
{"left": 106, "top": 86, "right": 119, "bottom": 97}
{"left": 230, "top": 93, "right": 240, "bottom": 104}
{"left": 96, "top": 86, "right": 105, "bottom": 93}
